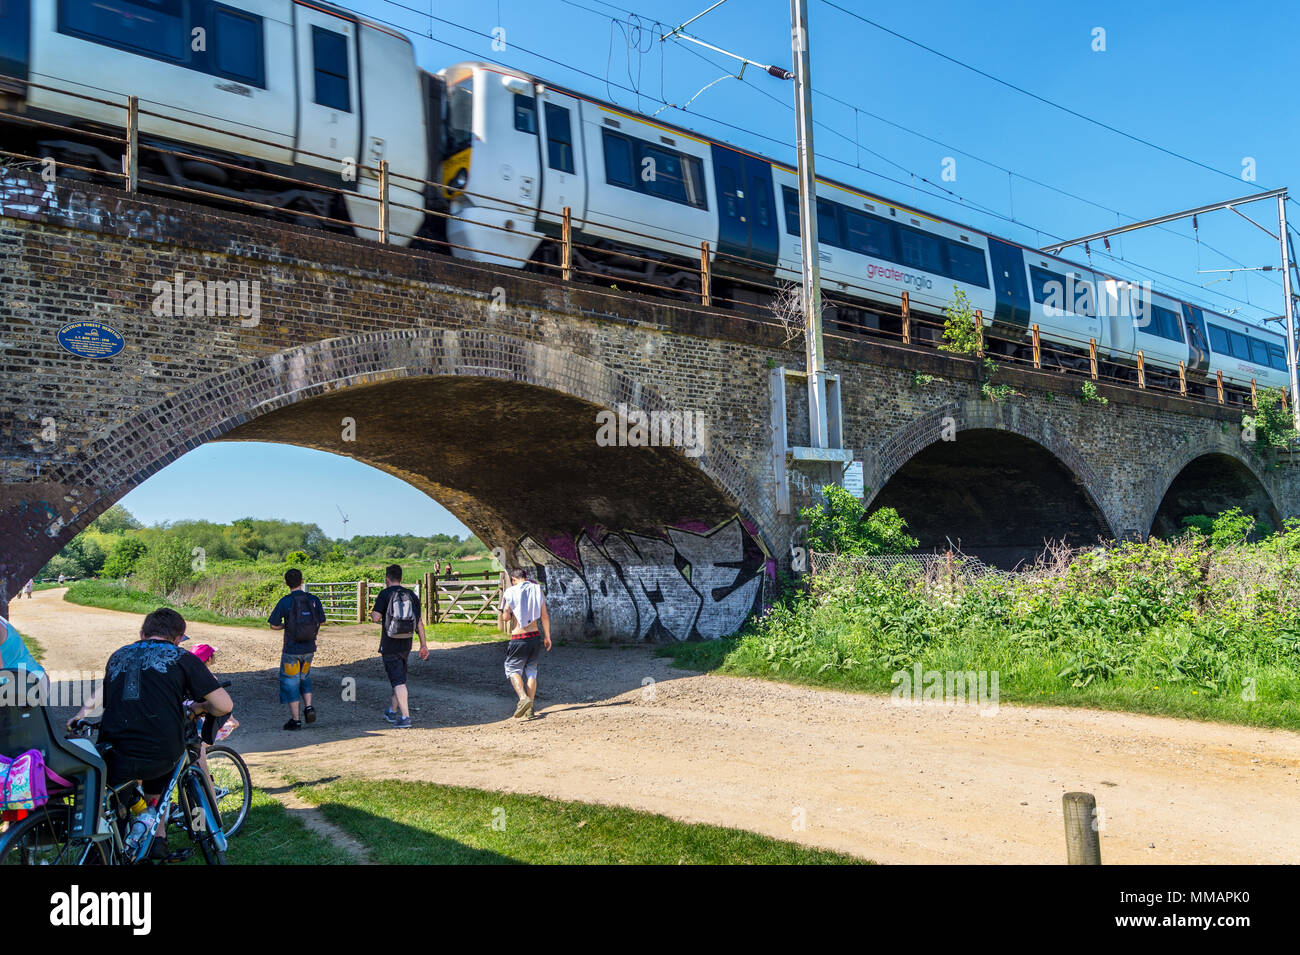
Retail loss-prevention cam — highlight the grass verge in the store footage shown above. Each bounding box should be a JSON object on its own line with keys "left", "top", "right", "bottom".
{"left": 181, "top": 788, "right": 354, "bottom": 865}
{"left": 287, "top": 777, "right": 866, "bottom": 865}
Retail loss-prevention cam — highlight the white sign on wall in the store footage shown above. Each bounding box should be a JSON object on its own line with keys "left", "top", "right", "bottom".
{"left": 843, "top": 460, "right": 864, "bottom": 499}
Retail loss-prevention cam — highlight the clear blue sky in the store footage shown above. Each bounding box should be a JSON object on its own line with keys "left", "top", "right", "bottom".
{"left": 125, "top": 0, "right": 1300, "bottom": 536}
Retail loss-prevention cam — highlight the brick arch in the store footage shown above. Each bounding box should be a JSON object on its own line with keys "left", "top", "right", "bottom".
{"left": 18, "top": 327, "right": 771, "bottom": 571}
{"left": 864, "top": 400, "right": 1116, "bottom": 538}
{"left": 1143, "top": 430, "right": 1280, "bottom": 536}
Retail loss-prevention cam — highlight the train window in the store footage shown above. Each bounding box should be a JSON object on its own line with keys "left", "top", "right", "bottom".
{"left": 783, "top": 187, "right": 801, "bottom": 236}
{"left": 641, "top": 145, "right": 690, "bottom": 204}
{"left": 1029, "top": 266, "right": 1066, "bottom": 308}
{"left": 602, "top": 130, "right": 634, "bottom": 188}
{"left": 1208, "top": 324, "right": 1230, "bottom": 354}
{"left": 844, "top": 210, "right": 895, "bottom": 260}
{"left": 212, "top": 6, "right": 263, "bottom": 87}
{"left": 514, "top": 95, "right": 537, "bottom": 134}
{"left": 544, "top": 104, "right": 574, "bottom": 173}
{"left": 444, "top": 77, "right": 474, "bottom": 158}
{"left": 898, "top": 227, "right": 943, "bottom": 275}
{"left": 945, "top": 241, "right": 989, "bottom": 288}
{"left": 1149, "top": 305, "right": 1181, "bottom": 341}
{"left": 59, "top": 0, "right": 186, "bottom": 62}
{"left": 816, "top": 198, "right": 840, "bottom": 247}
{"left": 1250, "top": 338, "right": 1271, "bottom": 366}
{"left": 1228, "top": 331, "right": 1252, "bottom": 360}
{"left": 1269, "top": 344, "right": 1288, "bottom": 371}
{"left": 312, "top": 26, "right": 350, "bottom": 112}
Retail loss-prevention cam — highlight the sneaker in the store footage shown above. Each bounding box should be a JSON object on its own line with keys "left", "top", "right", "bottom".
{"left": 303, "top": 706, "right": 317, "bottom": 724}
{"left": 393, "top": 716, "right": 412, "bottom": 729}
{"left": 521, "top": 699, "right": 534, "bottom": 719}
{"left": 382, "top": 708, "right": 398, "bottom": 724}
{"left": 512, "top": 697, "right": 531, "bottom": 719}
{"left": 283, "top": 719, "right": 302, "bottom": 731}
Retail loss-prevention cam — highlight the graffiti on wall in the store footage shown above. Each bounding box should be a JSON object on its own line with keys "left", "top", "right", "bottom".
{"left": 515, "top": 516, "right": 769, "bottom": 641}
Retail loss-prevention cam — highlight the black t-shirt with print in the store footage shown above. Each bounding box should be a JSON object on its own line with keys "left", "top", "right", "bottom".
{"left": 99, "top": 639, "right": 222, "bottom": 770}
{"left": 371, "top": 585, "right": 421, "bottom": 654}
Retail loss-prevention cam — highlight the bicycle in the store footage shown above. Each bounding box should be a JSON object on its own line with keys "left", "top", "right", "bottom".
{"left": 193, "top": 714, "right": 250, "bottom": 839}
{"left": 0, "top": 670, "right": 232, "bottom": 865}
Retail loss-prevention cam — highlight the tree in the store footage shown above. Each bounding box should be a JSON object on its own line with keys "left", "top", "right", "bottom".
{"left": 89, "top": 504, "right": 141, "bottom": 534}
{"left": 285, "top": 550, "right": 311, "bottom": 565}
{"left": 102, "top": 537, "right": 148, "bottom": 578}
{"left": 801, "top": 484, "right": 919, "bottom": 556}
{"left": 137, "top": 537, "right": 195, "bottom": 596}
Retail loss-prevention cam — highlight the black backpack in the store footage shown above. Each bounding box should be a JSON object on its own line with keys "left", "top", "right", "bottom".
{"left": 285, "top": 591, "right": 321, "bottom": 643}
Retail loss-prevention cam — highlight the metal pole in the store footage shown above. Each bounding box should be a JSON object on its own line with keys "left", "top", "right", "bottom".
{"left": 790, "top": 0, "right": 827, "bottom": 449}
{"left": 124, "top": 95, "right": 138, "bottom": 193}
{"left": 1278, "top": 194, "right": 1299, "bottom": 432}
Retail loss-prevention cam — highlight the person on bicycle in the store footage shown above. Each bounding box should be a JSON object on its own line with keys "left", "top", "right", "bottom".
{"left": 68, "top": 608, "right": 232, "bottom": 820}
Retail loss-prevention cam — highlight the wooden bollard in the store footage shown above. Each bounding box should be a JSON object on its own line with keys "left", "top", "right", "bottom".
{"left": 901, "top": 291, "right": 911, "bottom": 344}
{"left": 1062, "top": 792, "right": 1102, "bottom": 865}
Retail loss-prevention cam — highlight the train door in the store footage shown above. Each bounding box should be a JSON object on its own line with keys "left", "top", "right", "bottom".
{"left": 537, "top": 90, "right": 587, "bottom": 230}
{"left": 293, "top": 6, "right": 361, "bottom": 173}
{"left": 986, "top": 239, "right": 1031, "bottom": 333}
{"left": 1182, "top": 304, "right": 1210, "bottom": 373}
{"left": 711, "top": 145, "right": 778, "bottom": 271}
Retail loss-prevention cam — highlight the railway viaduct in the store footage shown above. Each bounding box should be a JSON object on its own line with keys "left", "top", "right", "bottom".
{"left": 2, "top": 170, "right": 1297, "bottom": 636}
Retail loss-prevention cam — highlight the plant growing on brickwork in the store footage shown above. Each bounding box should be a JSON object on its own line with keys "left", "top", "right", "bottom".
{"left": 800, "top": 484, "right": 918, "bottom": 556}
{"left": 1081, "top": 380, "right": 1108, "bottom": 406}
{"left": 939, "top": 287, "right": 981, "bottom": 355}
{"left": 771, "top": 281, "right": 817, "bottom": 346}
{"left": 1242, "top": 387, "right": 1297, "bottom": 466}
{"left": 910, "top": 371, "right": 938, "bottom": 388}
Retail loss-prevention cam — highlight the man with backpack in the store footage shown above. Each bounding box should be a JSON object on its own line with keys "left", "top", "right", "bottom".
{"left": 268, "top": 568, "right": 326, "bottom": 731}
{"left": 370, "top": 564, "right": 428, "bottom": 729}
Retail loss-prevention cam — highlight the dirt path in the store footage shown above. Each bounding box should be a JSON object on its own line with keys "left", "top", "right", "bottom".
{"left": 11, "top": 588, "right": 1300, "bottom": 864}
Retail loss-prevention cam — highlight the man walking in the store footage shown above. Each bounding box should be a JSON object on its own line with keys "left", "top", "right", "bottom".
{"left": 268, "top": 568, "right": 325, "bottom": 731}
{"left": 370, "top": 564, "right": 428, "bottom": 729}
{"left": 498, "top": 566, "right": 551, "bottom": 719}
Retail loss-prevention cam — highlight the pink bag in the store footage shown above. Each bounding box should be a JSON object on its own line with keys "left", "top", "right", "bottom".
{"left": 0, "top": 749, "right": 72, "bottom": 810}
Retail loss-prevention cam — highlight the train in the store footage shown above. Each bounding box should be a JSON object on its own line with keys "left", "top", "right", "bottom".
{"left": 0, "top": 0, "right": 1289, "bottom": 395}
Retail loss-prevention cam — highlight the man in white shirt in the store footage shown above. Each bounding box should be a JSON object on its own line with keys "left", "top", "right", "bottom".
{"left": 498, "top": 566, "right": 551, "bottom": 719}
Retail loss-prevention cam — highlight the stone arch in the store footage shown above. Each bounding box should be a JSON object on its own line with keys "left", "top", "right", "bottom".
{"left": 7, "top": 329, "right": 773, "bottom": 639}
{"left": 863, "top": 401, "right": 1116, "bottom": 566}
{"left": 1146, "top": 432, "right": 1281, "bottom": 537}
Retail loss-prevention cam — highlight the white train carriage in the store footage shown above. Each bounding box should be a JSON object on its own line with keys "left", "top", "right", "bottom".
{"left": 8, "top": 0, "right": 430, "bottom": 243}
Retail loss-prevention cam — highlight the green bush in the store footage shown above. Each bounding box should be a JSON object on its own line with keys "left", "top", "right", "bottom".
{"left": 137, "top": 536, "right": 195, "bottom": 597}
{"left": 102, "top": 536, "right": 148, "bottom": 578}
{"left": 801, "top": 484, "right": 918, "bottom": 556}
{"left": 661, "top": 522, "right": 1300, "bottom": 729}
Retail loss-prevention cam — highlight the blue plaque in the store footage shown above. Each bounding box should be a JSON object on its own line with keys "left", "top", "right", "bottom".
{"left": 57, "top": 321, "right": 125, "bottom": 359}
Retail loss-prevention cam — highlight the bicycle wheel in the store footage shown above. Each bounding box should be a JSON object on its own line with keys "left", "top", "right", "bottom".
{"left": 181, "top": 768, "right": 227, "bottom": 865}
{"left": 0, "top": 805, "right": 112, "bottom": 865}
{"left": 205, "top": 745, "right": 251, "bottom": 838}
